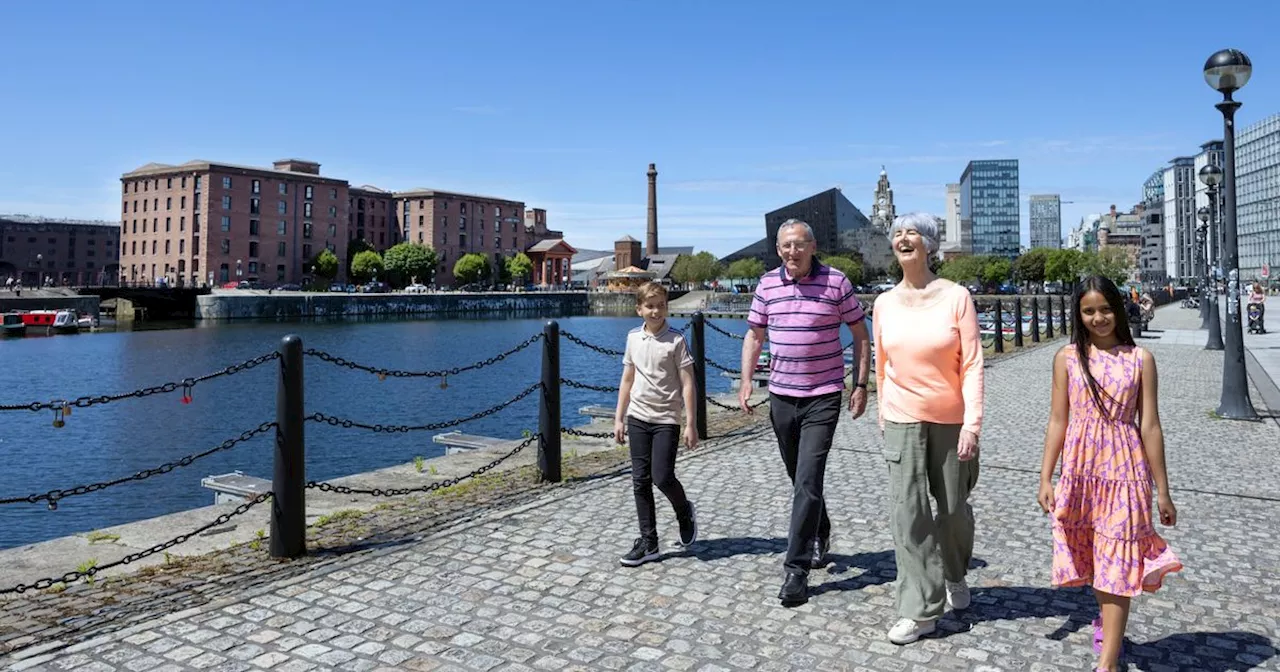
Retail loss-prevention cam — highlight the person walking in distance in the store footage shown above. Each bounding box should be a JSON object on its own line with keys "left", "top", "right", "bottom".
{"left": 1038, "top": 275, "right": 1181, "bottom": 672}
{"left": 873, "top": 213, "right": 984, "bottom": 645}
{"left": 739, "top": 219, "right": 871, "bottom": 606}
{"left": 614, "top": 282, "right": 699, "bottom": 567}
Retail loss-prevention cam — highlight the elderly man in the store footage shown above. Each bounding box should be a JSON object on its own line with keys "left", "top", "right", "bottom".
{"left": 740, "top": 218, "right": 872, "bottom": 606}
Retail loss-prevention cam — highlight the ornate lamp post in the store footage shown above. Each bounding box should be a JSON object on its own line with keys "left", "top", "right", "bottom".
{"left": 1197, "top": 204, "right": 1224, "bottom": 349}
{"left": 1203, "top": 48, "right": 1257, "bottom": 420}
{"left": 1196, "top": 206, "right": 1211, "bottom": 329}
{"left": 35, "top": 253, "right": 43, "bottom": 288}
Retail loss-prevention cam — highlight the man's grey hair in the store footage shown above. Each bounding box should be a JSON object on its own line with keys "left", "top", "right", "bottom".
{"left": 887, "top": 212, "right": 941, "bottom": 254}
{"left": 776, "top": 218, "right": 815, "bottom": 245}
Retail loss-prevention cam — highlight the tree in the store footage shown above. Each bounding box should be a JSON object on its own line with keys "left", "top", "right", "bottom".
{"left": 671, "top": 252, "right": 723, "bottom": 286}
{"left": 382, "top": 242, "right": 438, "bottom": 288}
{"left": 1045, "top": 248, "right": 1087, "bottom": 285}
{"left": 1091, "top": 247, "right": 1133, "bottom": 286}
{"left": 981, "top": 257, "right": 1013, "bottom": 287}
{"left": 346, "top": 238, "right": 375, "bottom": 275}
{"left": 822, "top": 255, "right": 864, "bottom": 285}
{"left": 505, "top": 253, "right": 533, "bottom": 287}
{"left": 350, "top": 250, "right": 384, "bottom": 284}
{"left": 726, "top": 258, "right": 765, "bottom": 281}
{"left": 311, "top": 248, "right": 339, "bottom": 281}
{"left": 453, "top": 253, "right": 491, "bottom": 287}
{"left": 1012, "top": 248, "right": 1048, "bottom": 288}
{"left": 939, "top": 256, "right": 985, "bottom": 283}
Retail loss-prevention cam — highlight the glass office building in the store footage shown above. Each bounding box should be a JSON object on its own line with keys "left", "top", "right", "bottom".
{"left": 1236, "top": 113, "right": 1280, "bottom": 283}
{"left": 959, "top": 159, "right": 1020, "bottom": 257}
{"left": 1029, "top": 194, "right": 1061, "bottom": 249}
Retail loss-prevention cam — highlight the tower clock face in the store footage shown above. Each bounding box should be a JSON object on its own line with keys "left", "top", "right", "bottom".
{"left": 878, "top": 197, "right": 886, "bottom": 206}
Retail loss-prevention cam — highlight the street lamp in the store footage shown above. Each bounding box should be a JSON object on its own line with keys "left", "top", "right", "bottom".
{"left": 1203, "top": 48, "right": 1257, "bottom": 420}
{"left": 1196, "top": 206, "right": 1211, "bottom": 329}
{"left": 35, "top": 253, "right": 42, "bottom": 288}
{"left": 236, "top": 259, "right": 243, "bottom": 279}
{"left": 1197, "top": 203, "right": 1224, "bottom": 349}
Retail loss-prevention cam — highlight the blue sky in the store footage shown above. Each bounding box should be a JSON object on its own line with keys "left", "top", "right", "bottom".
{"left": 2, "top": 0, "right": 1279, "bottom": 257}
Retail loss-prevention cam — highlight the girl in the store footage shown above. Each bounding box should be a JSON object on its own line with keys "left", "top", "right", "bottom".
{"left": 1037, "top": 276, "right": 1182, "bottom": 672}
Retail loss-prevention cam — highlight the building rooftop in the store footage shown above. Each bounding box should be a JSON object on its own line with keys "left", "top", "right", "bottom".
{"left": 393, "top": 188, "right": 525, "bottom": 206}
{"left": 1, "top": 214, "right": 120, "bottom": 228}
{"left": 122, "top": 159, "right": 348, "bottom": 186}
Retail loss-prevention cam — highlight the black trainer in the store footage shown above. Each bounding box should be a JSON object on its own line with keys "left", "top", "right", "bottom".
{"left": 677, "top": 501, "right": 698, "bottom": 547}
{"left": 620, "top": 538, "right": 660, "bottom": 567}
{"left": 810, "top": 536, "right": 830, "bottom": 568}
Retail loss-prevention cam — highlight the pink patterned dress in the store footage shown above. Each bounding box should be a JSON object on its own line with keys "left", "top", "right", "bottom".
{"left": 1051, "top": 345, "right": 1182, "bottom": 597}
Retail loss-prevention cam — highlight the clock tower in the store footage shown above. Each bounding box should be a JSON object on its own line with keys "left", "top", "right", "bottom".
{"left": 871, "top": 166, "right": 896, "bottom": 231}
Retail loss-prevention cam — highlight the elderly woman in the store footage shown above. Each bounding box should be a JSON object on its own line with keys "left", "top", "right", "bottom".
{"left": 872, "top": 212, "right": 984, "bottom": 645}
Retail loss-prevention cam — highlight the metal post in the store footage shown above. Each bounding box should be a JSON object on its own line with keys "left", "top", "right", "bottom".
{"left": 1060, "top": 296, "right": 1069, "bottom": 336}
{"left": 1013, "top": 297, "right": 1024, "bottom": 348}
{"left": 1045, "top": 296, "right": 1055, "bottom": 338}
{"left": 1205, "top": 185, "right": 1225, "bottom": 351}
{"left": 1216, "top": 96, "right": 1257, "bottom": 419}
{"left": 271, "top": 334, "right": 306, "bottom": 559}
{"left": 539, "top": 321, "right": 562, "bottom": 481}
{"left": 1030, "top": 298, "right": 1041, "bottom": 343}
{"left": 993, "top": 299, "right": 1004, "bottom": 353}
{"left": 689, "top": 312, "right": 708, "bottom": 440}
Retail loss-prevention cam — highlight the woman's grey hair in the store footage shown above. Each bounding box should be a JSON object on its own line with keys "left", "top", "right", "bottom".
{"left": 887, "top": 212, "right": 941, "bottom": 254}
{"left": 776, "top": 218, "right": 815, "bottom": 245}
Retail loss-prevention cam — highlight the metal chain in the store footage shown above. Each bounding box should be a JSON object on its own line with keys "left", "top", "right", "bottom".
{"left": 307, "top": 434, "right": 538, "bottom": 497}
{"left": 559, "top": 330, "right": 623, "bottom": 357}
{"left": 302, "top": 333, "right": 543, "bottom": 379}
{"left": 305, "top": 383, "right": 541, "bottom": 433}
{"left": 0, "top": 422, "right": 277, "bottom": 508}
{"left": 708, "top": 396, "right": 771, "bottom": 410}
{"left": 0, "top": 352, "right": 280, "bottom": 413}
{"left": 0, "top": 492, "right": 271, "bottom": 594}
{"left": 705, "top": 357, "right": 740, "bottom": 375}
{"left": 562, "top": 427, "right": 614, "bottom": 440}
{"left": 560, "top": 378, "right": 619, "bottom": 394}
{"left": 704, "top": 320, "right": 745, "bottom": 340}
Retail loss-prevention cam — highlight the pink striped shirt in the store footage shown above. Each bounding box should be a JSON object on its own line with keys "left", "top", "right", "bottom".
{"left": 748, "top": 262, "right": 865, "bottom": 397}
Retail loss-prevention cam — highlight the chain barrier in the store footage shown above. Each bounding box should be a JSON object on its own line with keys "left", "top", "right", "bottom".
{"left": 0, "top": 422, "right": 277, "bottom": 509}
{"left": 302, "top": 333, "right": 543, "bottom": 381}
{"left": 708, "top": 396, "right": 771, "bottom": 410}
{"left": 308, "top": 434, "right": 539, "bottom": 497}
{"left": 563, "top": 427, "right": 615, "bottom": 440}
{"left": 704, "top": 319, "right": 745, "bottom": 340}
{"left": 0, "top": 352, "right": 280, "bottom": 414}
{"left": 0, "top": 492, "right": 271, "bottom": 595}
{"left": 560, "top": 378, "right": 620, "bottom": 394}
{"left": 560, "top": 330, "right": 623, "bottom": 358}
{"left": 306, "top": 383, "right": 541, "bottom": 433}
{"left": 705, "top": 357, "right": 740, "bottom": 375}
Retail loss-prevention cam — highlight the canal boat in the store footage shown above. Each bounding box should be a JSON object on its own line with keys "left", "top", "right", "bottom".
{"left": 19, "top": 309, "right": 80, "bottom": 334}
{"left": 2, "top": 313, "right": 25, "bottom": 337}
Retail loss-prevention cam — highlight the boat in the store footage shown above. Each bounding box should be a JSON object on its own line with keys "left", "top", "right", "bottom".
{"left": 2, "top": 313, "right": 25, "bottom": 337}
{"left": 77, "top": 312, "right": 99, "bottom": 331}
{"left": 51, "top": 310, "right": 80, "bottom": 334}
{"left": 19, "top": 309, "right": 80, "bottom": 334}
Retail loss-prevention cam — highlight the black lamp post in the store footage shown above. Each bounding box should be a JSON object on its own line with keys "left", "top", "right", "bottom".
{"left": 1197, "top": 203, "right": 1224, "bottom": 350}
{"left": 1204, "top": 48, "right": 1257, "bottom": 420}
{"left": 1196, "top": 206, "right": 1211, "bottom": 329}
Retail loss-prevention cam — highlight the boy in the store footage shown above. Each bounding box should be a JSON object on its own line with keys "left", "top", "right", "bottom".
{"left": 614, "top": 281, "right": 700, "bottom": 567}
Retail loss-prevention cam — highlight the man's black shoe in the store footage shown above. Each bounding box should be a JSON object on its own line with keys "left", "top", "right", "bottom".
{"left": 810, "top": 536, "right": 830, "bottom": 569}
{"left": 619, "top": 538, "right": 660, "bottom": 567}
{"left": 778, "top": 572, "right": 808, "bottom": 606}
{"left": 677, "top": 501, "right": 698, "bottom": 547}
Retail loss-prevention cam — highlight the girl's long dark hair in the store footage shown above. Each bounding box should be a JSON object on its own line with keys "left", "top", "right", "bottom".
{"left": 1070, "top": 275, "right": 1136, "bottom": 418}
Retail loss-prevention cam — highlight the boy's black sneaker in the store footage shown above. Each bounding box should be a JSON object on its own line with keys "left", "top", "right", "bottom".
{"left": 620, "top": 538, "right": 660, "bottom": 567}
{"left": 677, "top": 501, "right": 698, "bottom": 547}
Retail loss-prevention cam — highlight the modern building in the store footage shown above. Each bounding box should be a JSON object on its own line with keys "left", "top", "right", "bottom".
{"left": 959, "top": 159, "right": 1020, "bottom": 257}
{"left": 762, "top": 187, "right": 872, "bottom": 266}
{"left": 1029, "top": 194, "right": 1062, "bottom": 249}
{"left": 1139, "top": 170, "right": 1166, "bottom": 284}
{"left": 1236, "top": 113, "right": 1280, "bottom": 283}
{"left": 1162, "top": 156, "right": 1197, "bottom": 281}
{"left": 0, "top": 215, "right": 120, "bottom": 287}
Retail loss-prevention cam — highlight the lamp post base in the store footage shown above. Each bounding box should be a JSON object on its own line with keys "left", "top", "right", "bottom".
{"left": 1205, "top": 294, "right": 1225, "bottom": 350}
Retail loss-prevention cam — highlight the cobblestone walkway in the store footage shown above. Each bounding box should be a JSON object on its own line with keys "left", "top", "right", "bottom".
{"left": 7, "top": 341, "right": 1280, "bottom": 672}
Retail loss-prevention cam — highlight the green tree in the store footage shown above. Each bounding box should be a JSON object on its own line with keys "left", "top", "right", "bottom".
{"left": 821, "top": 254, "right": 864, "bottom": 284}
{"left": 1045, "top": 248, "right": 1088, "bottom": 284}
{"left": 382, "top": 242, "right": 439, "bottom": 288}
{"left": 453, "top": 253, "right": 491, "bottom": 287}
{"left": 311, "top": 248, "right": 339, "bottom": 281}
{"left": 981, "top": 257, "right": 1013, "bottom": 287}
{"left": 671, "top": 251, "right": 723, "bottom": 286}
{"left": 1090, "top": 247, "right": 1133, "bottom": 286}
{"left": 350, "top": 250, "right": 384, "bottom": 284}
{"left": 505, "top": 253, "right": 533, "bottom": 287}
{"left": 725, "top": 258, "right": 765, "bottom": 280}
{"left": 938, "top": 256, "right": 985, "bottom": 283}
{"left": 1012, "top": 248, "right": 1049, "bottom": 288}
{"left": 346, "top": 238, "right": 375, "bottom": 275}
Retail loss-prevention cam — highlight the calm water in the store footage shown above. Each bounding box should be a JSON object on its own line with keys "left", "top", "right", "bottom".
{"left": 0, "top": 313, "right": 862, "bottom": 550}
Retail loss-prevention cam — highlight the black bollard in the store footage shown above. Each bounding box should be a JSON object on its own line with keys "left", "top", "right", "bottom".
{"left": 539, "top": 321, "right": 562, "bottom": 482}
{"left": 1031, "top": 298, "right": 1041, "bottom": 344}
{"left": 1013, "top": 297, "right": 1024, "bottom": 348}
{"left": 272, "top": 334, "right": 306, "bottom": 559}
{"left": 1060, "top": 296, "right": 1070, "bottom": 336}
{"left": 1045, "top": 297, "right": 1054, "bottom": 339}
{"left": 993, "top": 299, "right": 1004, "bottom": 353}
{"left": 689, "top": 313, "right": 708, "bottom": 440}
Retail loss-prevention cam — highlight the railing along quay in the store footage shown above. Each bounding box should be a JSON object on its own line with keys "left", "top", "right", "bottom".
{"left": 0, "top": 296, "right": 1092, "bottom": 596}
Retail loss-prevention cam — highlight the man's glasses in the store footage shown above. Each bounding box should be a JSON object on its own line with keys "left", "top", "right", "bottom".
{"left": 778, "top": 241, "right": 812, "bottom": 252}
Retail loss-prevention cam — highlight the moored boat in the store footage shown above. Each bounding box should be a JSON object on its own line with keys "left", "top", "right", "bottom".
{"left": 2, "top": 313, "right": 25, "bottom": 337}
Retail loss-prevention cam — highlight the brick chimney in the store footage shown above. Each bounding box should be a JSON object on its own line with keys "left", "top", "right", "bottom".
{"left": 646, "top": 163, "right": 659, "bottom": 258}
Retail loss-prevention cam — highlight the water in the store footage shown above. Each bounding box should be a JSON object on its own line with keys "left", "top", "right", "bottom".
{"left": 0, "top": 313, "right": 859, "bottom": 550}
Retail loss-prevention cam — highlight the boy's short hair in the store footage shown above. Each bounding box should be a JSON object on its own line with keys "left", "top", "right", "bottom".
{"left": 635, "top": 281, "right": 668, "bottom": 305}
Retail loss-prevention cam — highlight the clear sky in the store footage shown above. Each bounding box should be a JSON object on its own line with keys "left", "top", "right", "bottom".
{"left": 2, "top": 0, "right": 1279, "bottom": 257}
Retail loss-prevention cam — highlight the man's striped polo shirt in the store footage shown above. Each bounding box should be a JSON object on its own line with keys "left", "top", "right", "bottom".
{"left": 747, "top": 261, "right": 865, "bottom": 397}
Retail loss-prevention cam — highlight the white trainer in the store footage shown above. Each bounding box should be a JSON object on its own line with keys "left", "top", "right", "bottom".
{"left": 887, "top": 618, "right": 937, "bottom": 645}
{"left": 945, "top": 579, "right": 971, "bottom": 610}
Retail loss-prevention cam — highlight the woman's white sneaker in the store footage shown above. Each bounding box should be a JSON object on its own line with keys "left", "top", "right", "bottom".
{"left": 887, "top": 618, "right": 936, "bottom": 645}
{"left": 945, "top": 579, "right": 971, "bottom": 610}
